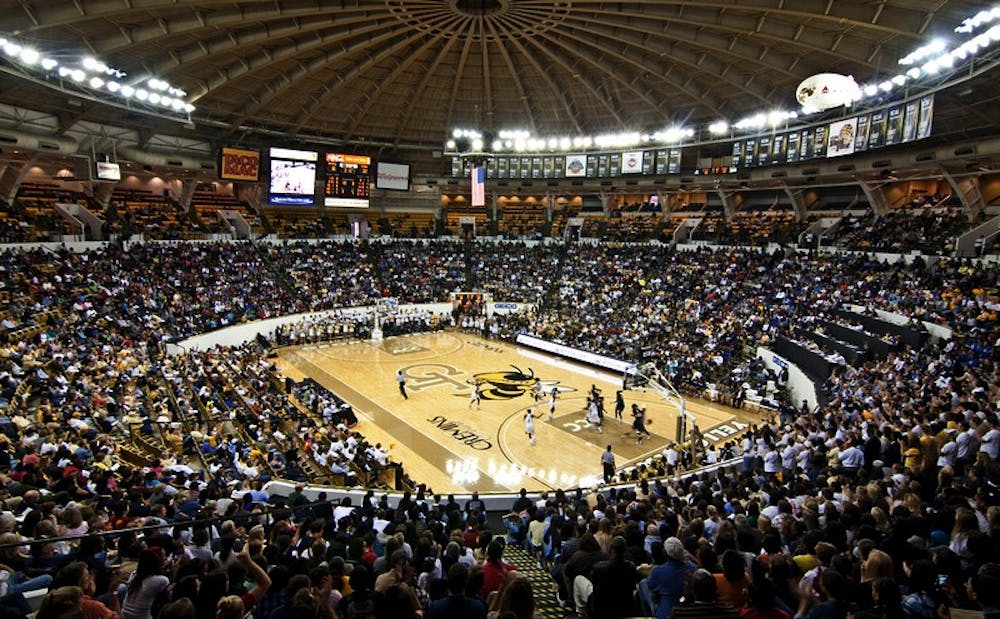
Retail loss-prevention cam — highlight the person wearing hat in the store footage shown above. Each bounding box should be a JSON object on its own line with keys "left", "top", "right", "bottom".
{"left": 640, "top": 536, "right": 696, "bottom": 619}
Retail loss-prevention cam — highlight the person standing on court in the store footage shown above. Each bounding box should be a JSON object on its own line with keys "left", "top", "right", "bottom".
{"left": 632, "top": 404, "right": 651, "bottom": 445}
{"left": 601, "top": 445, "right": 616, "bottom": 484}
{"left": 525, "top": 409, "right": 537, "bottom": 446}
{"left": 614, "top": 390, "right": 625, "bottom": 421}
{"left": 468, "top": 381, "right": 482, "bottom": 410}
{"left": 397, "top": 369, "right": 408, "bottom": 399}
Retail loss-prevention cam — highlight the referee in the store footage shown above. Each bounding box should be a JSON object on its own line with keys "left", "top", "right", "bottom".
{"left": 396, "top": 369, "right": 408, "bottom": 399}
{"left": 601, "top": 444, "right": 616, "bottom": 484}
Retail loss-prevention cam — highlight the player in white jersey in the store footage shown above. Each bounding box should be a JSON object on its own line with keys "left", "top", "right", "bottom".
{"left": 524, "top": 409, "right": 538, "bottom": 445}
{"left": 469, "top": 381, "right": 482, "bottom": 410}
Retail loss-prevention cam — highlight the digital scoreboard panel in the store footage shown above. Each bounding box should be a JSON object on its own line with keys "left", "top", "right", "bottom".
{"left": 325, "top": 153, "right": 371, "bottom": 208}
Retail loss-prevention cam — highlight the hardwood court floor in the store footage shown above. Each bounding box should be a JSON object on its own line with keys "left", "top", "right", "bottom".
{"left": 274, "top": 331, "right": 764, "bottom": 494}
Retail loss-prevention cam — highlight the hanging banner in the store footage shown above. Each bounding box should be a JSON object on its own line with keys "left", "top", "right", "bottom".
{"left": 885, "top": 106, "right": 904, "bottom": 146}
{"left": 826, "top": 117, "right": 858, "bottom": 158}
{"left": 854, "top": 115, "right": 870, "bottom": 153}
{"left": 621, "top": 151, "right": 643, "bottom": 174}
{"left": 917, "top": 95, "right": 934, "bottom": 139}
{"left": 902, "top": 101, "right": 920, "bottom": 143}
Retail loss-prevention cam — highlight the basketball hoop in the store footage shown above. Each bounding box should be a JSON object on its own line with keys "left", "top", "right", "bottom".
{"left": 372, "top": 298, "right": 398, "bottom": 343}
{"left": 628, "top": 363, "right": 694, "bottom": 445}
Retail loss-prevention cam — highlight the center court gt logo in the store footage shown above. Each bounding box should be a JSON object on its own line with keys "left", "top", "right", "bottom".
{"left": 469, "top": 365, "right": 576, "bottom": 400}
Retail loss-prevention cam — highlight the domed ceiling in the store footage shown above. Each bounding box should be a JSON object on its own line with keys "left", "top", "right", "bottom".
{"left": 0, "top": 0, "right": 992, "bottom": 148}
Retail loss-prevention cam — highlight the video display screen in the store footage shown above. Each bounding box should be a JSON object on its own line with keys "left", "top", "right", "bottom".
{"left": 268, "top": 147, "right": 317, "bottom": 206}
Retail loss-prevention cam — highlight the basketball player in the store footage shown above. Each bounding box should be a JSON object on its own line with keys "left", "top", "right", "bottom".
{"left": 614, "top": 390, "right": 625, "bottom": 421}
{"left": 632, "top": 403, "right": 651, "bottom": 445}
{"left": 531, "top": 381, "right": 542, "bottom": 402}
{"left": 548, "top": 388, "right": 557, "bottom": 422}
{"left": 396, "top": 369, "right": 408, "bottom": 400}
{"left": 469, "top": 381, "right": 482, "bottom": 410}
{"left": 587, "top": 397, "right": 603, "bottom": 433}
{"left": 524, "top": 409, "right": 538, "bottom": 446}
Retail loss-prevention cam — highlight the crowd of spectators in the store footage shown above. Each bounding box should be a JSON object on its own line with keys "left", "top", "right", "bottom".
{"left": 375, "top": 241, "right": 466, "bottom": 303}
{"left": 832, "top": 207, "right": 973, "bottom": 255}
{"left": 469, "top": 242, "right": 562, "bottom": 307}
{"left": 0, "top": 234, "right": 996, "bottom": 618}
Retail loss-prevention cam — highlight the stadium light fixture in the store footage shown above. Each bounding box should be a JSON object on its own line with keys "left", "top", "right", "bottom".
{"left": 955, "top": 5, "right": 1000, "bottom": 33}
{"left": 19, "top": 47, "right": 39, "bottom": 65}
{"left": 708, "top": 120, "right": 729, "bottom": 135}
{"left": 0, "top": 35, "right": 196, "bottom": 115}
{"left": 899, "top": 39, "right": 947, "bottom": 65}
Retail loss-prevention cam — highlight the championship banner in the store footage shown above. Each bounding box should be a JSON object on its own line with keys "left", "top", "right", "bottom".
{"left": 885, "top": 106, "right": 904, "bottom": 146}
{"left": 667, "top": 149, "right": 682, "bottom": 174}
{"left": 868, "top": 111, "right": 886, "bottom": 149}
{"left": 917, "top": 95, "right": 934, "bottom": 139}
{"left": 786, "top": 132, "right": 800, "bottom": 163}
{"left": 219, "top": 147, "right": 260, "bottom": 182}
{"left": 902, "top": 101, "right": 920, "bottom": 143}
{"left": 854, "top": 115, "right": 870, "bottom": 153}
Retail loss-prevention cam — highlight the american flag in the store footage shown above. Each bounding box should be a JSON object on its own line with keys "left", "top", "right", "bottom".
{"left": 471, "top": 166, "right": 485, "bottom": 207}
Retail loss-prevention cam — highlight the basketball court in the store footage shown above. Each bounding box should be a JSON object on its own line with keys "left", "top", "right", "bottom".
{"left": 274, "top": 331, "right": 763, "bottom": 493}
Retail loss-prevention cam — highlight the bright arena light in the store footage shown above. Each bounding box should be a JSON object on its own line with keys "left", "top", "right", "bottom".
{"left": 708, "top": 120, "right": 729, "bottom": 135}
{"left": 19, "top": 48, "right": 39, "bottom": 65}
{"left": 0, "top": 35, "right": 195, "bottom": 114}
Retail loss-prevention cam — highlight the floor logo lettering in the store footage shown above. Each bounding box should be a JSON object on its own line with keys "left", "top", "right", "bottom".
{"left": 425, "top": 415, "right": 493, "bottom": 450}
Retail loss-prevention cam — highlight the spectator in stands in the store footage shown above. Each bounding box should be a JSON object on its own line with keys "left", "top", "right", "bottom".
{"left": 673, "top": 568, "right": 740, "bottom": 619}
{"left": 642, "top": 537, "right": 697, "bottom": 619}
{"left": 426, "top": 563, "right": 486, "bottom": 619}
{"left": 589, "top": 535, "right": 640, "bottom": 618}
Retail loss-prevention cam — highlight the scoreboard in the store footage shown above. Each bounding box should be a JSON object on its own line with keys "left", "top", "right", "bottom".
{"left": 325, "top": 153, "right": 371, "bottom": 207}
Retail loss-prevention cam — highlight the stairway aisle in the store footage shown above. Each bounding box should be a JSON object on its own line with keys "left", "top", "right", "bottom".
{"left": 503, "top": 545, "right": 572, "bottom": 619}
